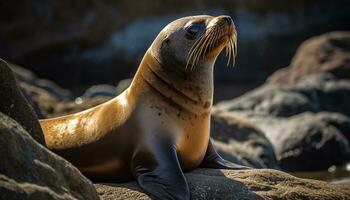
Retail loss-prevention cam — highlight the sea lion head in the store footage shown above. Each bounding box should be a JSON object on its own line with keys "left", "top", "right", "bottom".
{"left": 149, "top": 15, "right": 237, "bottom": 71}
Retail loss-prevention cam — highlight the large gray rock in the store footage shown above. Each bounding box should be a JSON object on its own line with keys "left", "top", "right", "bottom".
{"left": 224, "top": 112, "right": 350, "bottom": 171}
{"left": 0, "top": 59, "right": 45, "bottom": 145}
{"left": 268, "top": 31, "right": 350, "bottom": 84}
{"left": 217, "top": 73, "right": 350, "bottom": 117}
{"left": 215, "top": 74, "right": 350, "bottom": 170}
{"left": 0, "top": 113, "right": 99, "bottom": 200}
{"left": 96, "top": 168, "right": 350, "bottom": 200}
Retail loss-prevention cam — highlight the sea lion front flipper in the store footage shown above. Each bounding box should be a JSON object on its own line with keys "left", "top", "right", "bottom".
{"left": 200, "top": 139, "right": 250, "bottom": 170}
{"left": 132, "top": 136, "right": 190, "bottom": 200}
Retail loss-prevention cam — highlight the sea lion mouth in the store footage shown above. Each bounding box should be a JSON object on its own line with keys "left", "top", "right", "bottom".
{"left": 186, "top": 16, "right": 237, "bottom": 71}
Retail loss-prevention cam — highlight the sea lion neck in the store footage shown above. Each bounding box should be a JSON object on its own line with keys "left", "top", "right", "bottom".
{"left": 129, "top": 51, "right": 214, "bottom": 114}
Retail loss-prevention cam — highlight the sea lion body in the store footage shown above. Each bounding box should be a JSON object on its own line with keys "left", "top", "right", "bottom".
{"left": 40, "top": 15, "right": 246, "bottom": 200}
{"left": 40, "top": 52, "right": 211, "bottom": 180}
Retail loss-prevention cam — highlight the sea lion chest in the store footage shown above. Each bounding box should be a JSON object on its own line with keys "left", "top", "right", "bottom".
{"left": 138, "top": 99, "right": 211, "bottom": 171}
{"left": 176, "top": 111, "right": 211, "bottom": 171}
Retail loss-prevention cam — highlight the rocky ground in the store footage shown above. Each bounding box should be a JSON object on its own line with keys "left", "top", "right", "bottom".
{"left": 1, "top": 32, "right": 350, "bottom": 199}
{"left": 96, "top": 169, "right": 350, "bottom": 200}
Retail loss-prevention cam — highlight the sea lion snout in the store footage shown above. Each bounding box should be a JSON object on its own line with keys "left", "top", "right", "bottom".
{"left": 186, "top": 15, "right": 237, "bottom": 69}
{"left": 208, "top": 15, "right": 236, "bottom": 39}
{"left": 222, "top": 15, "right": 233, "bottom": 26}
{"left": 209, "top": 15, "right": 233, "bottom": 27}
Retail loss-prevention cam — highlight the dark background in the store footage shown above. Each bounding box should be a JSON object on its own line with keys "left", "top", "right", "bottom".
{"left": 1, "top": 0, "right": 349, "bottom": 98}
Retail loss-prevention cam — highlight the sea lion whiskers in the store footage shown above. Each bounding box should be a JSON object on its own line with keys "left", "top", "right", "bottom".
{"left": 190, "top": 28, "right": 214, "bottom": 71}
{"left": 226, "top": 39, "right": 232, "bottom": 67}
{"left": 186, "top": 33, "right": 205, "bottom": 70}
{"left": 191, "top": 29, "right": 214, "bottom": 71}
{"left": 187, "top": 27, "right": 214, "bottom": 71}
{"left": 230, "top": 37, "right": 237, "bottom": 67}
{"left": 186, "top": 19, "right": 237, "bottom": 71}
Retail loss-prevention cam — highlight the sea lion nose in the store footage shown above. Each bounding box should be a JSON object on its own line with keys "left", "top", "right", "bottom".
{"left": 222, "top": 15, "right": 233, "bottom": 26}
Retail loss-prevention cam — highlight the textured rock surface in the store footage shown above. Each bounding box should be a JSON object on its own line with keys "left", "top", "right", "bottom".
{"left": 215, "top": 74, "right": 350, "bottom": 170}
{"left": 0, "top": 113, "right": 99, "bottom": 200}
{"left": 221, "top": 111, "right": 350, "bottom": 171}
{"left": 96, "top": 168, "right": 350, "bottom": 200}
{"left": 0, "top": 59, "right": 45, "bottom": 144}
{"left": 268, "top": 32, "right": 350, "bottom": 84}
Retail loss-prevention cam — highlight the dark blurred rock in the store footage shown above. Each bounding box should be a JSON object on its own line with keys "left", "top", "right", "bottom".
{"left": 50, "top": 97, "right": 112, "bottom": 118}
{"left": 217, "top": 73, "right": 350, "bottom": 117}
{"left": 211, "top": 111, "right": 278, "bottom": 169}
{"left": 96, "top": 168, "right": 350, "bottom": 200}
{"left": 10, "top": 63, "right": 73, "bottom": 101}
{"left": 20, "top": 81, "right": 112, "bottom": 118}
{"left": 116, "top": 78, "right": 132, "bottom": 95}
{"left": 215, "top": 73, "right": 350, "bottom": 170}
{"left": 268, "top": 31, "right": 350, "bottom": 85}
{"left": 82, "top": 84, "right": 116, "bottom": 99}
{"left": 0, "top": 113, "right": 99, "bottom": 200}
{"left": 18, "top": 81, "right": 60, "bottom": 118}
{"left": 8, "top": 62, "right": 112, "bottom": 118}
{"left": 0, "top": 59, "right": 44, "bottom": 145}
{"left": 21, "top": 82, "right": 111, "bottom": 118}
{"left": 0, "top": 0, "right": 121, "bottom": 85}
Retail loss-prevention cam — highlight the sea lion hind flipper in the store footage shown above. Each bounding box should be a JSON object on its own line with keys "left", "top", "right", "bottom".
{"left": 200, "top": 139, "right": 251, "bottom": 170}
{"left": 132, "top": 136, "right": 190, "bottom": 200}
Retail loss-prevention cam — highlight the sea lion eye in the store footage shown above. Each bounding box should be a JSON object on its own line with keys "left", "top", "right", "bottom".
{"left": 185, "top": 24, "right": 201, "bottom": 40}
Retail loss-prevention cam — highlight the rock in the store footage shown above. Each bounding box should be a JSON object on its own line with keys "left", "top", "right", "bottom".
{"left": 211, "top": 111, "right": 278, "bottom": 169}
{"left": 237, "top": 112, "right": 350, "bottom": 171}
{"left": 95, "top": 168, "right": 350, "bottom": 200}
{"left": 50, "top": 97, "right": 112, "bottom": 118}
{"left": 268, "top": 31, "right": 350, "bottom": 85}
{"left": 12, "top": 66, "right": 113, "bottom": 118}
{"left": 0, "top": 59, "right": 44, "bottom": 145}
{"left": 217, "top": 73, "right": 350, "bottom": 117}
{"left": 23, "top": 89, "right": 111, "bottom": 118}
{"left": 9, "top": 63, "right": 73, "bottom": 101}
{"left": 116, "top": 79, "right": 133, "bottom": 95}
{"left": 8, "top": 62, "right": 113, "bottom": 118}
{"left": 18, "top": 81, "right": 60, "bottom": 119}
{"left": 0, "top": 113, "right": 99, "bottom": 200}
{"left": 215, "top": 74, "right": 350, "bottom": 170}
{"left": 82, "top": 84, "right": 117, "bottom": 99}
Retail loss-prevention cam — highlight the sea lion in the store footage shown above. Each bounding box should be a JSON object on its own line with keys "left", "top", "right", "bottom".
{"left": 40, "top": 15, "right": 247, "bottom": 200}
